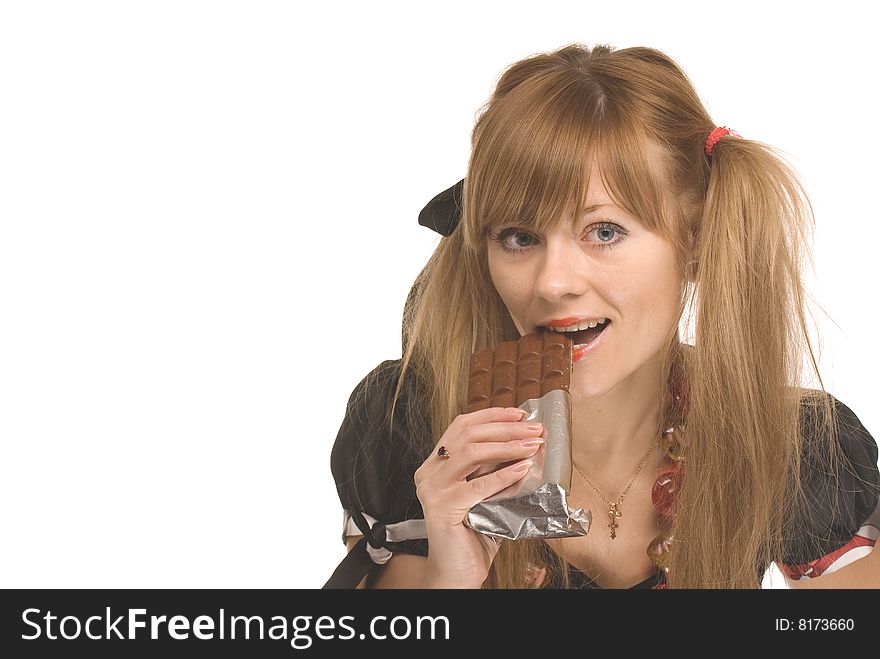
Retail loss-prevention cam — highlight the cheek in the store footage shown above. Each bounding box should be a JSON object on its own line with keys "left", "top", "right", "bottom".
{"left": 633, "top": 255, "right": 683, "bottom": 324}
{"left": 612, "top": 247, "right": 679, "bottom": 312}
{"left": 488, "top": 255, "right": 520, "bottom": 303}
{"left": 488, "top": 259, "right": 530, "bottom": 332}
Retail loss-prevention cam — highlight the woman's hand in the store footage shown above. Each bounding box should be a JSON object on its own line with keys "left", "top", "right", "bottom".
{"left": 413, "top": 406, "right": 545, "bottom": 588}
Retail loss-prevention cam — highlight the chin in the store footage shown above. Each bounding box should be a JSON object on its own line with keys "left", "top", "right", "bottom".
{"left": 568, "top": 375, "right": 608, "bottom": 401}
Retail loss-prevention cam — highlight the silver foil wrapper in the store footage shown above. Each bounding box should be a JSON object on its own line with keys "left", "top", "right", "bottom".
{"left": 465, "top": 389, "right": 591, "bottom": 540}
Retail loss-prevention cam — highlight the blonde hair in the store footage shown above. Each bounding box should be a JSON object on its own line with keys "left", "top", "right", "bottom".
{"left": 384, "top": 43, "right": 842, "bottom": 588}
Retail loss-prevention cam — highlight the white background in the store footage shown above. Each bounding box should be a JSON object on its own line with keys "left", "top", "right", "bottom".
{"left": 1, "top": 0, "right": 877, "bottom": 588}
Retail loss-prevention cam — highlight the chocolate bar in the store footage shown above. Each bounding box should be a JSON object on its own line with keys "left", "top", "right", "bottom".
{"left": 463, "top": 330, "right": 591, "bottom": 541}
{"left": 466, "top": 331, "right": 572, "bottom": 412}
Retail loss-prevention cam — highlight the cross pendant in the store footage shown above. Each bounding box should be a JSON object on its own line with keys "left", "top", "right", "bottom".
{"left": 607, "top": 502, "right": 622, "bottom": 539}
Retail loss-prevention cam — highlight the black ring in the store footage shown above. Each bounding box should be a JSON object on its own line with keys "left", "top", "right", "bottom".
{"left": 437, "top": 445, "right": 451, "bottom": 459}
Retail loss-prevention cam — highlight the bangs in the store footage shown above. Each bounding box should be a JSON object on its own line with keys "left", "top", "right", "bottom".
{"left": 462, "top": 75, "right": 674, "bottom": 251}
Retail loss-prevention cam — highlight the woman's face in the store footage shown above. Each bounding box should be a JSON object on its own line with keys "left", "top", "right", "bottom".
{"left": 487, "top": 162, "right": 684, "bottom": 399}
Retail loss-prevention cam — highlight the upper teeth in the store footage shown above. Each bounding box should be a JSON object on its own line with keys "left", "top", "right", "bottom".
{"left": 547, "top": 318, "right": 608, "bottom": 332}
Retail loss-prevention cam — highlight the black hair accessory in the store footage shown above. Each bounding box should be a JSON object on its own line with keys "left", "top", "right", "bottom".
{"left": 417, "top": 178, "right": 465, "bottom": 236}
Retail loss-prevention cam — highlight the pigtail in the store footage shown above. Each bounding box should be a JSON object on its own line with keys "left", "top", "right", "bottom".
{"left": 667, "top": 135, "right": 840, "bottom": 587}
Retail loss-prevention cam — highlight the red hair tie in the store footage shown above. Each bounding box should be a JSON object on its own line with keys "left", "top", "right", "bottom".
{"left": 704, "top": 126, "right": 742, "bottom": 157}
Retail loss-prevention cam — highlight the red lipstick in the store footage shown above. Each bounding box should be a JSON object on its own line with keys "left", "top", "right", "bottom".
{"left": 545, "top": 317, "right": 584, "bottom": 328}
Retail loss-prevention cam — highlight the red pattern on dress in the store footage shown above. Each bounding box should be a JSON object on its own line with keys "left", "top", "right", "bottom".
{"left": 779, "top": 533, "right": 876, "bottom": 579}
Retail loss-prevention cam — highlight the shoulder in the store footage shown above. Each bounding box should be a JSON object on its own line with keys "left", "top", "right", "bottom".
{"left": 330, "top": 359, "right": 430, "bottom": 548}
{"left": 330, "top": 359, "right": 430, "bottom": 481}
{"left": 782, "top": 390, "right": 879, "bottom": 566}
{"left": 796, "top": 390, "right": 878, "bottom": 500}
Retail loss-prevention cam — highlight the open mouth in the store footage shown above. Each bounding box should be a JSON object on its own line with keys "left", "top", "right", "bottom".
{"left": 567, "top": 321, "right": 610, "bottom": 348}
{"left": 544, "top": 320, "right": 611, "bottom": 348}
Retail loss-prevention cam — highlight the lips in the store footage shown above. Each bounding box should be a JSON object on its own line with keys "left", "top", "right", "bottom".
{"left": 542, "top": 316, "right": 608, "bottom": 329}
{"left": 546, "top": 316, "right": 586, "bottom": 328}
{"left": 543, "top": 320, "right": 611, "bottom": 346}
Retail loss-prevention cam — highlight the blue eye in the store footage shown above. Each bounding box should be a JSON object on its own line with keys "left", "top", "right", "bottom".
{"left": 489, "top": 222, "right": 628, "bottom": 255}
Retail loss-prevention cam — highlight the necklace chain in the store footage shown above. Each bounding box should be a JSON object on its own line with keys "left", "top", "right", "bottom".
{"left": 572, "top": 438, "right": 657, "bottom": 539}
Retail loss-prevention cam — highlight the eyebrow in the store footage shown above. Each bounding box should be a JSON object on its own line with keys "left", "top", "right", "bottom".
{"left": 582, "top": 203, "right": 616, "bottom": 214}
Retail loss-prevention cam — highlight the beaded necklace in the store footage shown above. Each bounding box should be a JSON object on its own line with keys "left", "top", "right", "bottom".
{"left": 646, "top": 354, "right": 689, "bottom": 574}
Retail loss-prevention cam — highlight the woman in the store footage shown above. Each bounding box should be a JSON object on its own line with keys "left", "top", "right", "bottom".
{"left": 326, "top": 43, "right": 879, "bottom": 589}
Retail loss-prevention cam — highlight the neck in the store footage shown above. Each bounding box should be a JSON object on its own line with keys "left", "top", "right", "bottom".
{"left": 570, "top": 353, "right": 664, "bottom": 478}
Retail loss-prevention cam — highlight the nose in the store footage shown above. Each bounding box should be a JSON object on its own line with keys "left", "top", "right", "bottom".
{"left": 532, "top": 236, "right": 591, "bottom": 303}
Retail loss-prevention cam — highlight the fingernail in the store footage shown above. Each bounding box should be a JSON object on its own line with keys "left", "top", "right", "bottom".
{"left": 520, "top": 438, "right": 545, "bottom": 450}
{"left": 512, "top": 460, "right": 533, "bottom": 474}
{"left": 525, "top": 423, "right": 543, "bottom": 432}
{"left": 508, "top": 408, "right": 527, "bottom": 420}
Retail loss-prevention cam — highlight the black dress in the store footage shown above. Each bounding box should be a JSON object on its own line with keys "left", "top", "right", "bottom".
{"left": 324, "top": 360, "right": 880, "bottom": 589}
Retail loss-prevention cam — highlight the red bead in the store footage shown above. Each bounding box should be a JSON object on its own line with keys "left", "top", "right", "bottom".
{"left": 668, "top": 379, "right": 689, "bottom": 421}
{"left": 652, "top": 467, "right": 683, "bottom": 518}
{"left": 645, "top": 368, "right": 691, "bottom": 578}
{"left": 647, "top": 533, "right": 674, "bottom": 571}
{"left": 659, "top": 426, "right": 686, "bottom": 463}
